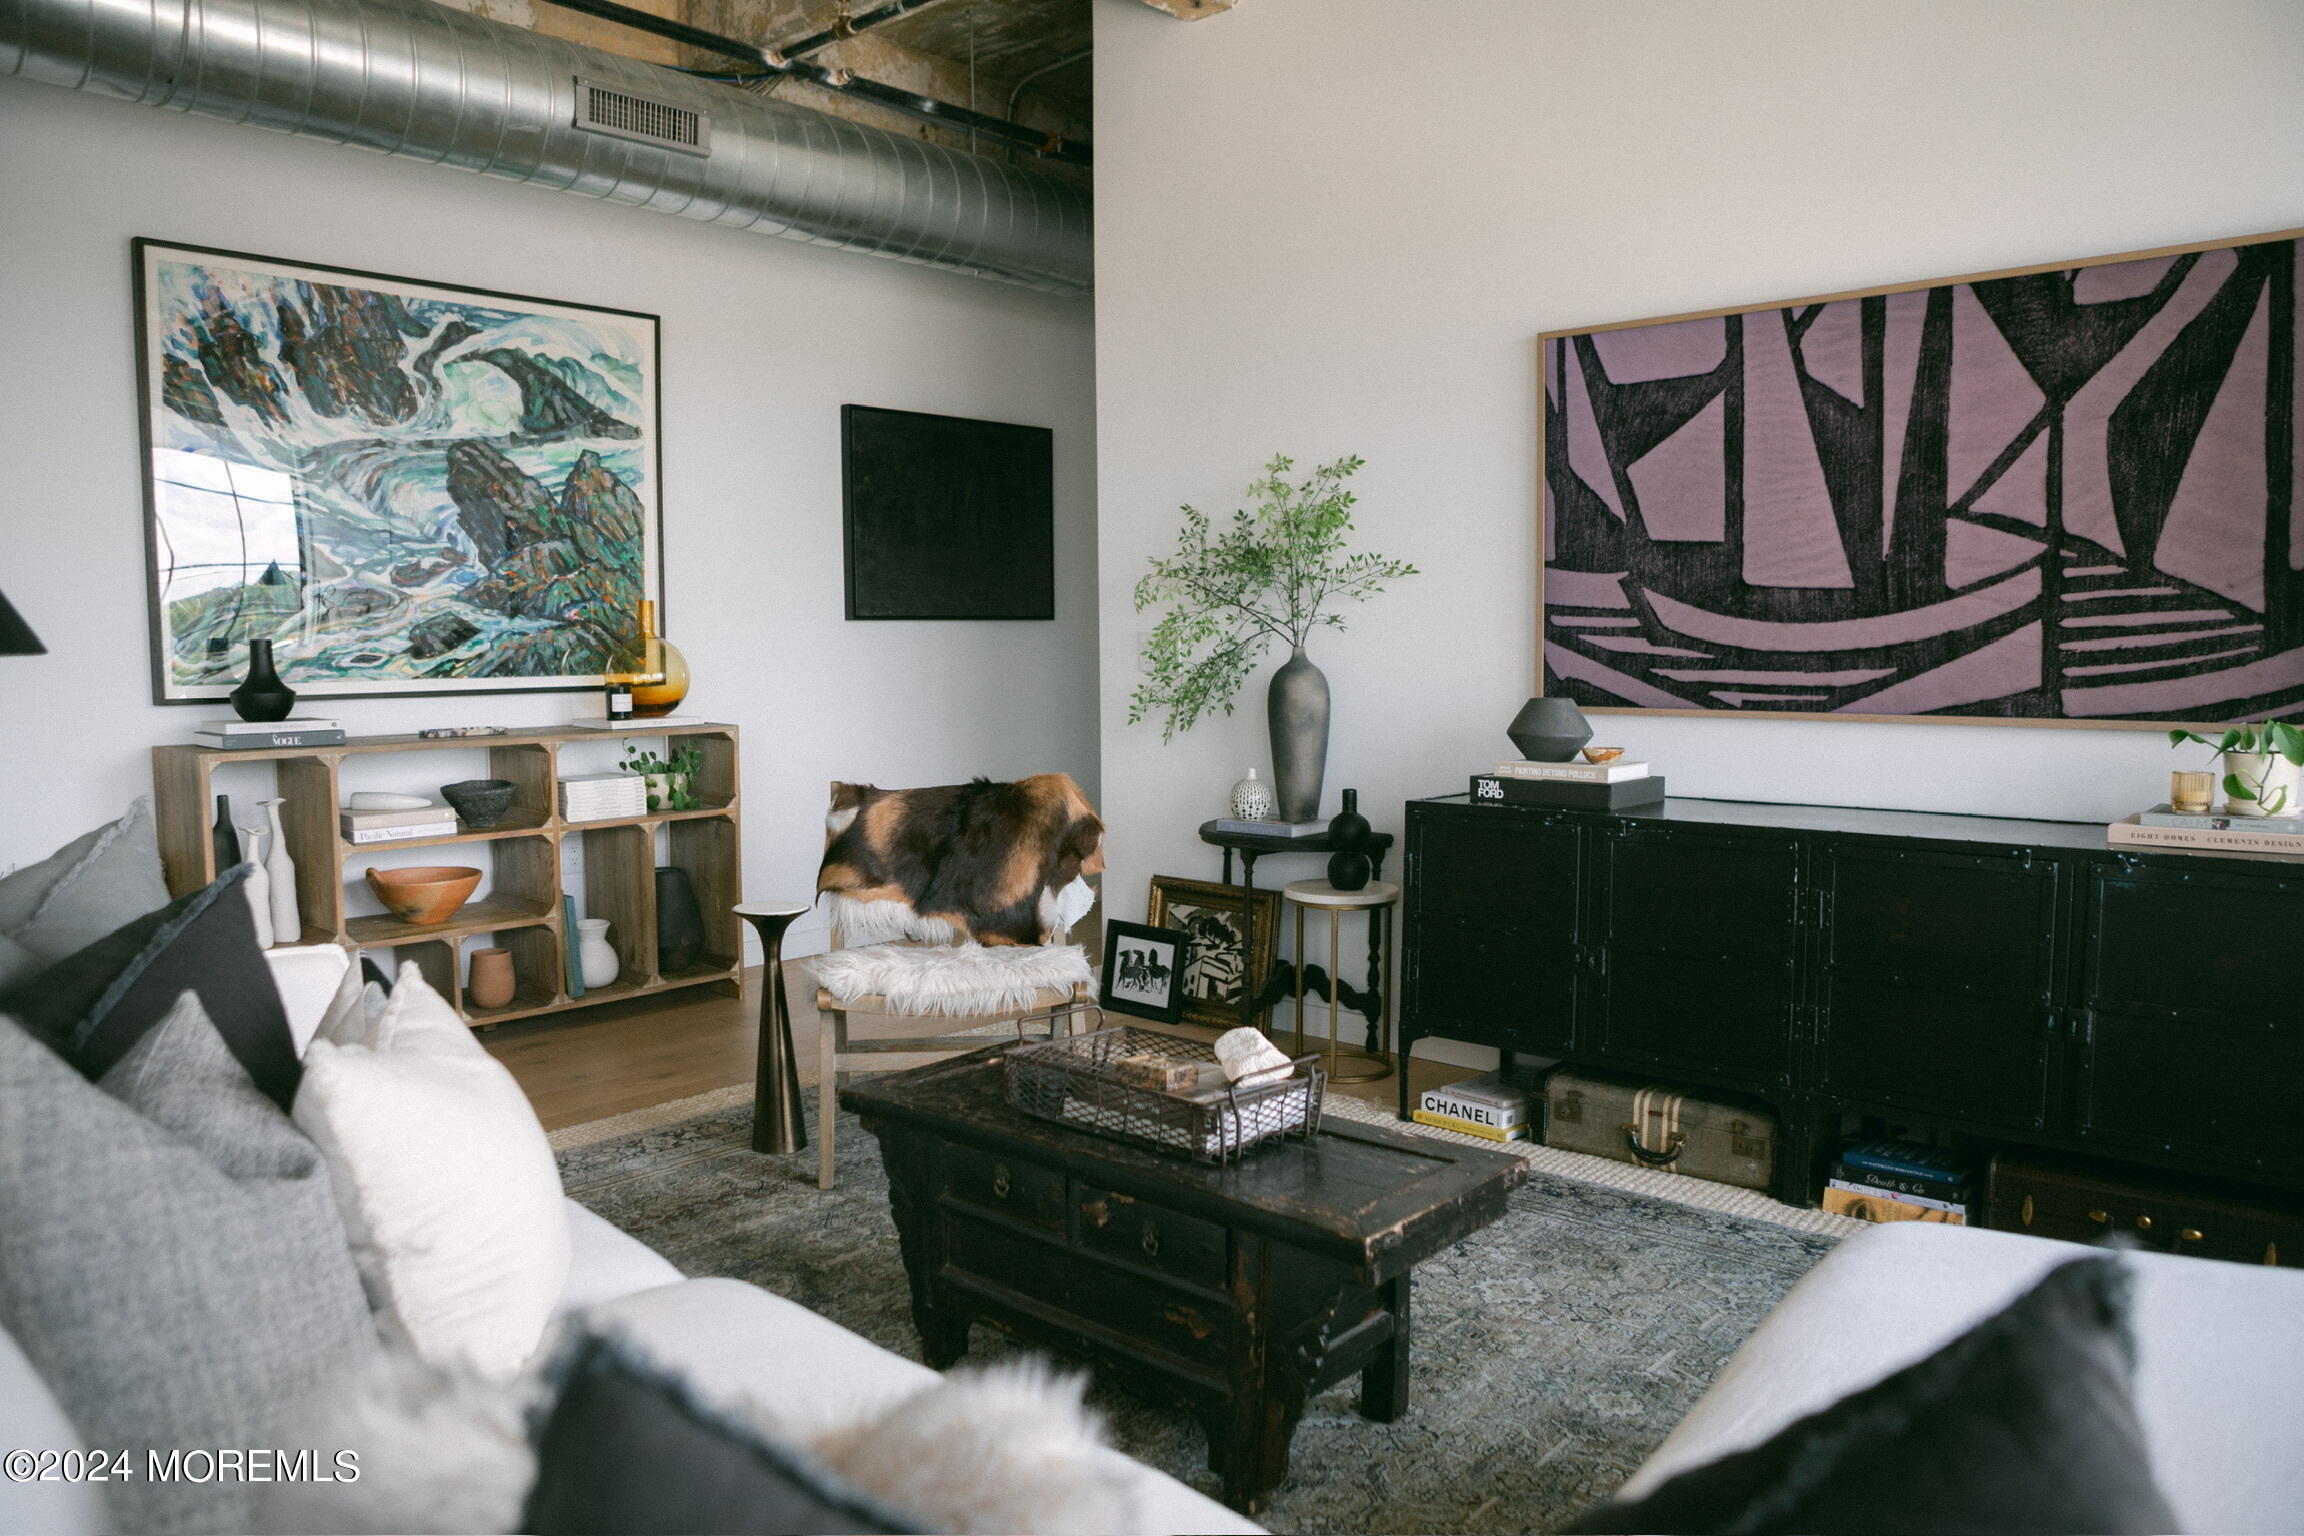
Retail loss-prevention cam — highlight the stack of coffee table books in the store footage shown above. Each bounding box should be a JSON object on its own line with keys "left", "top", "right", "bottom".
{"left": 1470, "top": 756, "right": 1664, "bottom": 811}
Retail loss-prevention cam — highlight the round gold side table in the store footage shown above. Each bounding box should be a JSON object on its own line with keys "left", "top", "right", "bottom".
{"left": 1282, "top": 879, "right": 1400, "bottom": 1084}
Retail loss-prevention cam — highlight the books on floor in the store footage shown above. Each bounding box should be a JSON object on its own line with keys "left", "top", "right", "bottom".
{"left": 1488, "top": 759, "right": 1651, "bottom": 784}
{"left": 1470, "top": 773, "right": 1665, "bottom": 811}
{"left": 1211, "top": 818, "right": 1330, "bottom": 837}
{"left": 195, "top": 719, "right": 346, "bottom": 749}
{"left": 2107, "top": 813, "right": 2304, "bottom": 859}
{"left": 1827, "top": 1139, "right": 1971, "bottom": 1226}
{"left": 1413, "top": 1073, "right": 1530, "bottom": 1142}
{"left": 558, "top": 773, "right": 648, "bottom": 822}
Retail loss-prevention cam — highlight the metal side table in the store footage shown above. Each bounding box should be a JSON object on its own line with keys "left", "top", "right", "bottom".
{"left": 1283, "top": 879, "right": 1400, "bottom": 1084}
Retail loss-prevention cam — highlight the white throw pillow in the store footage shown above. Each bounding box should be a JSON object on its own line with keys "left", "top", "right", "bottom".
{"left": 295, "top": 964, "right": 571, "bottom": 1377}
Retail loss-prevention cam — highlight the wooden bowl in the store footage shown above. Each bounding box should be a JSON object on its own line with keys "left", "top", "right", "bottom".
{"left": 1581, "top": 746, "right": 1627, "bottom": 764}
{"left": 366, "top": 865, "right": 482, "bottom": 926}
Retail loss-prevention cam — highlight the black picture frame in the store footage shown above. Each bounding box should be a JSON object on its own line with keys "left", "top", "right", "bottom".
{"left": 1099, "top": 919, "right": 1188, "bottom": 1025}
{"left": 133, "top": 238, "right": 665, "bottom": 704}
{"left": 841, "top": 403, "right": 1055, "bottom": 620}
{"left": 1145, "top": 875, "right": 1281, "bottom": 1031}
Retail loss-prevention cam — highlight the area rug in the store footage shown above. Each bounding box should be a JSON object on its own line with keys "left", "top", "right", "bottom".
{"left": 559, "top": 1101, "right": 1843, "bottom": 1535}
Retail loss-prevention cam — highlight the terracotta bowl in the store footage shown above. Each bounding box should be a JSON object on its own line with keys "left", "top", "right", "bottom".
{"left": 366, "top": 865, "right": 482, "bottom": 926}
{"left": 1581, "top": 746, "right": 1627, "bottom": 764}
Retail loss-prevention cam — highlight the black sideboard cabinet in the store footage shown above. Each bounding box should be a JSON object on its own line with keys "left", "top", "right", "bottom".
{"left": 1401, "top": 794, "right": 2304, "bottom": 1208}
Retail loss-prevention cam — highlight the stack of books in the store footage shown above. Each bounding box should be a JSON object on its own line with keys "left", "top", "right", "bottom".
{"left": 1471, "top": 756, "right": 1664, "bottom": 810}
{"left": 1822, "top": 1139, "right": 1971, "bottom": 1225}
{"left": 2107, "top": 806, "right": 2304, "bottom": 859}
{"left": 558, "top": 772, "right": 648, "bottom": 823}
{"left": 1210, "top": 817, "right": 1329, "bottom": 837}
{"left": 194, "top": 718, "right": 346, "bottom": 749}
{"left": 1413, "top": 1074, "right": 1531, "bottom": 1142}
{"left": 340, "top": 803, "right": 458, "bottom": 846}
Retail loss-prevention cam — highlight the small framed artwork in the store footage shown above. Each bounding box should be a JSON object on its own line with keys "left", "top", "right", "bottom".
{"left": 134, "top": 239, "right": 663, "bottom": 703}
{"left": 1099, "top": 920, "right": 1188, "bottom": 1025}
{"left": 1145, "top": 876, "right": 1281, "bottom": 1031}
{"left": 842, "top": 404, "right": 1055, "bottom": 620}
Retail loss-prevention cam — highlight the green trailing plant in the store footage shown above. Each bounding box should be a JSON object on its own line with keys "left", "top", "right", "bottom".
{"left": 620, "top": 742, "right": 703, "bottom": 812}
{"left": 1129, "top": 454, "right": 1417, "bottom": 743}
{"left": 2168, "top": 722, "right": 2304, "bottom": 814}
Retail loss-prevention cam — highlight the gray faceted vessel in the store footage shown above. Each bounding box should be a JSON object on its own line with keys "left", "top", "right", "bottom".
{"left": 1507, "top": 696, "right": 1592, "bottom": 763}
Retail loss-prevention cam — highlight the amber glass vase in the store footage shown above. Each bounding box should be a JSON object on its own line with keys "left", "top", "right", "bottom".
{"left": 627, "top": 599, "right": 690, "bottom": 718}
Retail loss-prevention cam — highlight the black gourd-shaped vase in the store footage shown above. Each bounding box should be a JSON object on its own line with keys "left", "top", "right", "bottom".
{"left": 1326, "top": 788, "right": 1373, "bottom": 892}
{"left": 228, "top": 639, "right": 297, "bottom": 723}
{"left": 654, "top": 867, "right": 705, "bottom": 974}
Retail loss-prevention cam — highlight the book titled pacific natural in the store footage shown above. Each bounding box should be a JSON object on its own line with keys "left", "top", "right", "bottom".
{"left": 1414, "top": 1074, "right": 1530, "bottom": 1142}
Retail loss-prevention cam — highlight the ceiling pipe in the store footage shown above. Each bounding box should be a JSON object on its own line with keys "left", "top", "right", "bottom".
{"left": 0, "top": 0, "right": 1092, "bottom": 293}
{"left": 775, "top": 0, "right": 954, "bottom": 61}
{"left": 1006, "top": 46, "right": 1090, "bottom": 119}
{"left": 537, "top": 0, "right": 1090, "bottom": 166}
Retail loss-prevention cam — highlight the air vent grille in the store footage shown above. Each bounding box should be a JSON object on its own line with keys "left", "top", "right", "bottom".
{"left": 574, "top": 77, "right": 710, "bottom": 156}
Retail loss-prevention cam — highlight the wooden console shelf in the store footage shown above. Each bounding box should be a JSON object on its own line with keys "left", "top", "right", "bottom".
{"left": 153, "top": 723, "right": 743, "bottom": 1028}
{"left": 1401, "top": 793, "right": 2304, "bottom": 1210}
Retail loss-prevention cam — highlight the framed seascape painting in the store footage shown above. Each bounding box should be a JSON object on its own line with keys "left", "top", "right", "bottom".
{"left": 134, "top": 240, "right": 663, "bottom": 703}
{"left": 1539, "top": 228, "right": 2304, "bottom": 727}
{"left": 1145, "top": 876, "right": 1280, "bottom": 1031}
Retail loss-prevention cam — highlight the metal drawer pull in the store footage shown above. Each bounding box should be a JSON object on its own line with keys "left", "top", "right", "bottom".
{"left": 1141, "top": 1222, "right": 1161, "bottom": 1257}
{"left": 2087, "top": 1209, "right": 2110, "bottom": 1224}
{"left": 2020, "top": 1196, "right": 2034, "bottom": 1227}
{"left": 992, "top": 1164, "right": 1011, "bottom": 1199}
{"left": 2135, "top": 1215, "right": 2153, "bottom": 1231}
{"left": 2180, "top": 1228, "right": 2204, "bottom": 1243}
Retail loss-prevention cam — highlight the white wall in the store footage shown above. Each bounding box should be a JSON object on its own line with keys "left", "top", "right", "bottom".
{"left": 1093, "top": 0, "right": 2304, "bottom": 975}
{"left": 0, "top": 80, "right": 1097, "bottom": 955}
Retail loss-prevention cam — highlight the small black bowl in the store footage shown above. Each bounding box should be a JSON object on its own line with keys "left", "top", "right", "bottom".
{"left": 440, "top": 778, "right": 518, "bottom": 830}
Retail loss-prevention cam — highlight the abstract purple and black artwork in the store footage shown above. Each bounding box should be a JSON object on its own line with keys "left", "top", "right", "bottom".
{"left": 1540, "top": 231, "right": 2304, "bottom": 725}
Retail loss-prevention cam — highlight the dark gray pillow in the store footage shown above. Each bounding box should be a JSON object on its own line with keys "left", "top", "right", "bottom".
{"left": 1566, "top": 1255, "right": 2177, "bottom": 1535}
{"left": 0, "top": 998, "right": 375, "bottom": 1534}
{"left": 0, "top": 863, "right": 299, "bottom": 1112}
{"left": 0, "top": 798, "right": 172, "bottom": 983}
{"left": 523, "top": 1328, "right": 919, "bottom": 1536}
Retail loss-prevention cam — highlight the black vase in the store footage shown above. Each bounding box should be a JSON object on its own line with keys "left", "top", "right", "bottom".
{"left": 228, "top": 639, "right": 297, "bottom": 723}
{"left": 1507, "top": 695, "right": 1592, "bottom": 763}
{"left": 212, "top": 794, "right": 240, "bottom": 872}
{"left": 654, "top": 867, "right": 704, "bottom": 973}
{"left": 1326, "top": 788, "right": 1372, "bottom": 891}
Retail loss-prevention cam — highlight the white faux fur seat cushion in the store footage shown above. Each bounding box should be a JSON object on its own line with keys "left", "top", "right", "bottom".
{"left": 812, "top": 943, "right": 1092, "bottom": 1016}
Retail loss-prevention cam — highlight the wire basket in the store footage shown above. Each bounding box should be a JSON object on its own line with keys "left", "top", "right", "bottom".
{"left": 1003, "top": 1025, "right": 1325, "bottom": 1165}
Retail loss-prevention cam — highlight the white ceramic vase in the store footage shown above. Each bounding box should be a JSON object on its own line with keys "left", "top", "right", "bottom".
{"left": 577, "top": 918, "right": 620, "bottom": 988}
{"left": 2222, "top": 752, "right": 2303, "bottom": 817}
{"left": 238, "top": 826, "right": 275, "bottom": 948}
{"left": 259, "top": 797, "right": 300, "bottom": 941}
{"left": 1229, "top": 769, "right": 1274, "bottom": 821}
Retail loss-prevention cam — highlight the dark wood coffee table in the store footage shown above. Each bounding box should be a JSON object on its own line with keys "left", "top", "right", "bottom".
{"left": 841, "top": 1047, "right": 1526, "bottom": 1513}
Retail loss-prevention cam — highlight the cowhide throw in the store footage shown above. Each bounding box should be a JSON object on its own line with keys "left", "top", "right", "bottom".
{"left": 817, "top": 775, "right": 1104, "bottom": 947}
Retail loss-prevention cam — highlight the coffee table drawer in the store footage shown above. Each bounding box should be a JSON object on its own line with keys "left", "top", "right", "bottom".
{"left": 946, "top": 1143, "right": 1067, "bottom": 1232}
{"left": 1076, "top": 1183, "right": 1229, "bottom": 1292}
{"left": 947, "top": 1213, "right": 1232, "bottom": 1368}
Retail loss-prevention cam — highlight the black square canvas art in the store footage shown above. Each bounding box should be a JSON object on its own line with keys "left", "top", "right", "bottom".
{"left": 842, "top": 404, "right": 1055, "bottom": 620}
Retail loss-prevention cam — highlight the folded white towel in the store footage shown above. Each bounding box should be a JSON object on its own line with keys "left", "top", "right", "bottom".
{"left": 1213, "top": 1027, "right": 1294, "bottom": 1087}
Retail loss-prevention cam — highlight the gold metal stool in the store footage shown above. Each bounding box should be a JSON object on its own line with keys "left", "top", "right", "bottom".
{"left": 1283, "top": 878, "right": 1400, "bottom": 1084}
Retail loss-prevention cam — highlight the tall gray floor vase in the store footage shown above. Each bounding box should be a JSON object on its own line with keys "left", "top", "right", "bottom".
{"left": 1268, "top": 646, "right": 1331, "bottom": 823}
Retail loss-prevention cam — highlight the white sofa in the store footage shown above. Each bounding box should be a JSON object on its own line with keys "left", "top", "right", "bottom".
{"left": 0, "top": 945, "right": 1261, "bottom": 1536}
{"left": 1615, "top": 1219, "right": 2304, "bottom": 1534}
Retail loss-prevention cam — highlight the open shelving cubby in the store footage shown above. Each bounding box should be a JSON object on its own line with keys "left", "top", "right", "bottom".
{"left": 152, "top": 722, "right": 744, "bottom": 1029}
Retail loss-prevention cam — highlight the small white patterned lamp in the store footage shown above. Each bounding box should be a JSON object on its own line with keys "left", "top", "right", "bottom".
{"left": 1230, "top": 768, "right": 1275, "bottom": 820}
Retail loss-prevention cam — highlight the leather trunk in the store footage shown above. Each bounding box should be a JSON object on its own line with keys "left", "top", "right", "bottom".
{"left": 1541, "top": 1067, "right": 1776, "bottom": 1190}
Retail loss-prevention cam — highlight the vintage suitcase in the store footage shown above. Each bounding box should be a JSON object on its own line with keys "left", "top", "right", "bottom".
{"left": 1542, "top": 1068, "right": 1776, "bottom": 1190}
{"left": 1987, "top": 1151, "right": 2299, "bottom": 1267}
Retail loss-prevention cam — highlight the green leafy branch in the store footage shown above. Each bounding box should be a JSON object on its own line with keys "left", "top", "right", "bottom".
{"left": 2168, "top": 722, "right": 2304, "bottom": 813}
{"left": 1129, "top": 455, "right": 1417, "bottom": 742}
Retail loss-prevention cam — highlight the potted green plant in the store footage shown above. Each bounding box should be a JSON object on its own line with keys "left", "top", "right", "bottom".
{"left": 2167, "top": 722, "right": 2304, "bottom": 817}
{"left": 620, "top": 742, "right": 703, "bottom": 813}
{"left": 1130, "top": 455, "right": 1416, "bottom": 823}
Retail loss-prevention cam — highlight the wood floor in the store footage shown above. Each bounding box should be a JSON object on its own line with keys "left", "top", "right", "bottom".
{"left": 484, "top": 963, "right": 1479, "bottom": 1133}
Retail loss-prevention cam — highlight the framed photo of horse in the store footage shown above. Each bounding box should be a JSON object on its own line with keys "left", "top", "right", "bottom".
{"left": 1145, "top": 876, "right": 1281, "bottom": 1031}
{"left": 1099, "top": 920, "right": 1188, "bottom": 1025}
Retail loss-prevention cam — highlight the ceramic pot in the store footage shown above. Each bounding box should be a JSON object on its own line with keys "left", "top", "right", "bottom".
{"left": 467, "top": 947, "right": 516, "bottom": 1010}
{"left": 1507, "top": 696, "right": 1592, "bottom": 763}
{"left": 640, "top": 772, "right": 695, "bottom": 812}
{"left": 1267, "top": 647, "right": 1330, "bottom": 823}
{"left": 1229, "top": 769, "right": 1275, "bottom": 821}
{"left": 259, "top": 798, "right": 300, "bottom": 941}
{"left": 441, "top": 778, "right": 517, "bottom": 829}
{"left": 577, "top": 918, "right": 621, "bottom": 988}
{"left": 365, "top": 865, "right": 482, "bottom": 926}
{"left": 2222, "top": 751, "right": 2304, "bottom": 817}
{"left": 229, "top": 638, "right": 297, "bottom": 723}
{"left": 655, "top": 867, "right": 704, "bottom": 972}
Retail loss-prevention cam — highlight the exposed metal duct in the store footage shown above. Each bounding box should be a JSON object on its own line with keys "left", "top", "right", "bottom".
{"left": 0, "top": 0, "right": 1093, "bottom": 294}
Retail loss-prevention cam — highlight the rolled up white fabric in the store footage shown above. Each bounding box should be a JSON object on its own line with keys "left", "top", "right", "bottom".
{"left": 1213, "top": 1028, "right": 1294, "bottom": 1087}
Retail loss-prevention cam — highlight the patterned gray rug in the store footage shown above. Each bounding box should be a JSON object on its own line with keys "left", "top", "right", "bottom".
{"left": 559, "top": 1106, "right": 1839, "bottom": 1535}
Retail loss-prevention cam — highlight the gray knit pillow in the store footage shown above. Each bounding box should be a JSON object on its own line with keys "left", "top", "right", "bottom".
{"left": 0, "top": 997, "right": 376, "bottom": 1534}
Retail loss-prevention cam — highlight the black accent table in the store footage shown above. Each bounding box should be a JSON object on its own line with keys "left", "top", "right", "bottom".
{"left": 843, "top": 1046, "right": 1524, "bottom": 1514}
{"left": 1198, "top": 820, "right": 1396, "bottom": 1034}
